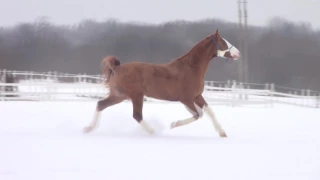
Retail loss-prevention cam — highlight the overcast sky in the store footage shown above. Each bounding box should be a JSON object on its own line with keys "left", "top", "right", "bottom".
{"left": 0, "top": 0, "right": 319, "bottom": 30}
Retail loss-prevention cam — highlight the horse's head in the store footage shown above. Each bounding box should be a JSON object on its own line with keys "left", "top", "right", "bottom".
{"left": 210, "top": 29, "right": 240, "bottom": 61}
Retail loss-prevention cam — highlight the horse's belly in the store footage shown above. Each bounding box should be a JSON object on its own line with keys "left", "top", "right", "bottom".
{"left": 144, "top": 85, "right": 180, "bottom": 101}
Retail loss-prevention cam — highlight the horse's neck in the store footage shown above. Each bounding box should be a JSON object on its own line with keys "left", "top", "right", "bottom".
{"left": 170, "top": 38, "right": 214, "bottom": 79}
{"left": 188, "top": 43, "right": 213, "bottom": 79}
{"left": 190, "top": 55, "right": 211, "bottom": 79}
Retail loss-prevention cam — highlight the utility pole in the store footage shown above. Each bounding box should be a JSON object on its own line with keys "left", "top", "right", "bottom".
{"left": 243, "top": 0, "right": 248, "bottom": 83}
{"left": 237, "top": 0, "right": 243, "bottom": 82}
{"left": 237, "top": 0, "right": 249, "bottom": 83}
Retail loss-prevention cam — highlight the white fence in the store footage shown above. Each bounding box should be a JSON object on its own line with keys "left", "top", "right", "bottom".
{"left": 0, "top": 69, "right": 319, "bottom": 108}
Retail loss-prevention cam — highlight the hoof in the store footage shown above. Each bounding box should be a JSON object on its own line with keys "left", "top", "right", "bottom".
{"left": 170, "top": 121, "right": 178, "bottom": 129}
{"left": 83, "top": 126, "right": 94, "bottom": 134}
{"left": 147, "top": 130, "right": 155, "bottom": 134}
{"left": 219, "top": 132, "right": 227, "bottom": 138}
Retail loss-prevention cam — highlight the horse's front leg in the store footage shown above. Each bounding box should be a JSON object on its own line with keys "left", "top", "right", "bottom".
{"left": 194, "top": 95, "right": 227, "bottom": 137}
{"left": 83, "top": 95, "right": 125, "bottom": 133}
{"left": 170, "top": 100, "right": 203, "bottom": 128}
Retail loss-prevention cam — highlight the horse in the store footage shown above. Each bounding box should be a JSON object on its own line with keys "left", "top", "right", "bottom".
{"left": 83, "top": 29, "right": 240, "bottom": 137}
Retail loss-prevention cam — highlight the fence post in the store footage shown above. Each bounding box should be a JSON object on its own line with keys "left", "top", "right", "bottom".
{"left": 227, "top": 80, "right": 231, "bottom": 88}
{"left": 46, "top": 71, "right": 50, "bottom": 81}
{"left": 306, "top": 89, "right": 311, "bottom": 107}
{"left": 265, "top": 83, "right": 269, "bottom": 91}
{"left": 2, "top": 69, "right": 6, "bottom": 82}
{"left": 301, "top": 89, "right": 306, "bottom": 107}
{"left": 317, "top": 94, "right": 320, "bottom": 108}
{"left": 231, "top": 80, "right": 237, "bottom": 107}
{"left": 244, "top": 84, "right": 249, "bottom": 100}
{"left": 42, "top": 73, "right": 46, "bottom": 81}
{"left": 0, "top": 69, "right": 6, "bottom": 100}
{"left": 210, "top": 81, "right": 214, "bottom": 88}
{"left": 53, "top": 71, "right": 58, "bottom": 82}
{"left": 270, "top": 83, "right": 275, "bottom": 108}
{"left": 24, "top": 70, "right": 28, "bottom": 81}
{"left": 0, "top": 69, "right": 2, "bottom": 100}
{"left": 270, "top": 83, "right": 275, "bottom": 91}
{"left": 83, "top": 73, "right": 86, "bottom": 83}
{"left": 238, "top": 82, "right": 243, "bottom": 100}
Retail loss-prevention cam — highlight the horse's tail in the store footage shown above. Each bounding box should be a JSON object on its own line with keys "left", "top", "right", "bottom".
{"left": 100, "top": 56, "right": 121, "bottom": 85}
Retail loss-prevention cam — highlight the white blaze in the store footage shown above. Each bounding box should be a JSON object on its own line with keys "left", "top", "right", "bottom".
{"left": 217, "top": 38, "right": 241, "bottom": 60}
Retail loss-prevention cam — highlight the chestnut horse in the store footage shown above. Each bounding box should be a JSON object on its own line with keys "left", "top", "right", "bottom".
{"left": 83, "top": 29, "right": 240, "bottom": 137}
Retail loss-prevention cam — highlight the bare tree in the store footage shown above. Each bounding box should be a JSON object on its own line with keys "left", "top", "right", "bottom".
{"left": 0, "top": 17, "right": 319, "bottom": 90}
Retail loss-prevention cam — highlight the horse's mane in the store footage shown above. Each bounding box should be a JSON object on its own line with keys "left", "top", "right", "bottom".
{"left": 172, "top": 35, "right": 211, "bottom": 64}
{"left": 99, "top": 56, "right": 120, "bottom": 90}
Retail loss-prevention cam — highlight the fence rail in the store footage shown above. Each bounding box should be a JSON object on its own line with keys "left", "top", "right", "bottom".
{"left": 0, "top": 69, "right": 319, "bottom": 108}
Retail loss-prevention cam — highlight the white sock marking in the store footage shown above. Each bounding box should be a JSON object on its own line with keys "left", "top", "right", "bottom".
{"left": 83, "top": 111, "right": 101, "bottom": 133}
{"left": 203, "top": 105, "right": 227, "bottom": 137}
{"left": 140, "top": 120, "right": 155, "bottom": 134}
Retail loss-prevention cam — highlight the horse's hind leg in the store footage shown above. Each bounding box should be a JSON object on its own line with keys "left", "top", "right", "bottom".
{"left": 83, "top": 95, "right": 125, "bottom": 133}
{"left": 170, "top": 100, "right": 202, "bottom": 128}
{"left": 194, "top": 95, "right": 227, "bottom": 137}
{"left": 131, "top": 94, "right": 154, "bottom": 134}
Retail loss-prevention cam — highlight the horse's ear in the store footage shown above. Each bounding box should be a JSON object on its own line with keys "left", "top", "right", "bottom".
{"left": 215, "top": 29, "right": 219, "bottom": 35}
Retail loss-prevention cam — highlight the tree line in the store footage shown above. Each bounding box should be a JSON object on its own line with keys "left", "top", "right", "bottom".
{"left": 0, "top": 17, "right": 319, "bottom": 90}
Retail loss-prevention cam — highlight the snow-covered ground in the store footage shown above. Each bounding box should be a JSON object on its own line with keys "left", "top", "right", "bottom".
{"left": 0, "top": 101, "right": 320, "bottom": 180}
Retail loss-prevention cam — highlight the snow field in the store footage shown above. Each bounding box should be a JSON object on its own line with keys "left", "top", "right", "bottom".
{"left": 0, "top": 101, "right": 320, "bottom": 180}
